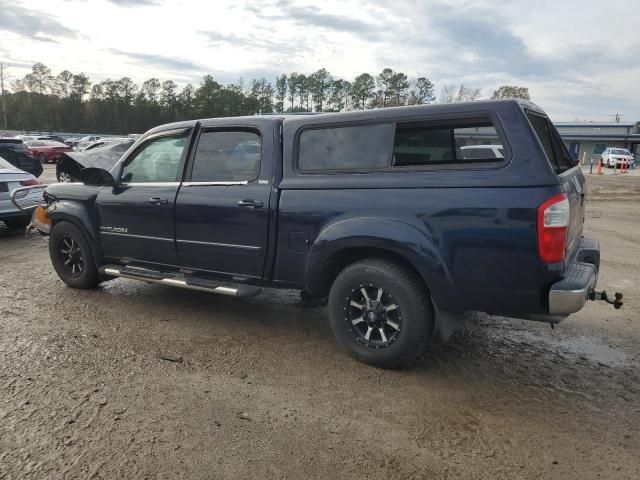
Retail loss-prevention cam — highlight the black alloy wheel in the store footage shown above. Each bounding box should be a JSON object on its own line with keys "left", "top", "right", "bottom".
{"left": 345, "top": 285, "right": 402, "bottom": 348}
{"left": 58, "top": 236, "right": 84, "bottom": 277}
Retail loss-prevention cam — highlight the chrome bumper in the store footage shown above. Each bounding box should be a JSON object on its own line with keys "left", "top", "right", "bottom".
{"left": 10, "top": 184, "right": 49, "bottom": 211}
{"left": 548, "top": 237, "right": 599, "bottom": 316}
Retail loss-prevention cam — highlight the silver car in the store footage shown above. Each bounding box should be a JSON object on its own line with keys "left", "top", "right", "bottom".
{"left": 0, "top": 155, "right": 42, "bottom": 228}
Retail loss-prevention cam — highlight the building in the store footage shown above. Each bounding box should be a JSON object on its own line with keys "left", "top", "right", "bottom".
{"left": 555, "top": 122, "right": 640, "bottom": 163}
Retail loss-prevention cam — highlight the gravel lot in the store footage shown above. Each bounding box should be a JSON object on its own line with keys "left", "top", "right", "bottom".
{"left": 1, "top": 165, "right": 638, "bottom": 479}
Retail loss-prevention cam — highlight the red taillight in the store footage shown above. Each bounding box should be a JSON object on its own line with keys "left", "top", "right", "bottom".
{"left": 537, "top": 193, "right": 570, "bottom": 263}
{"left": 19, "top": 178, "right": 40, "bottom": 186}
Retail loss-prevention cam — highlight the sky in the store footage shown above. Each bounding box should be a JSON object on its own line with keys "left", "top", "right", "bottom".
{"left": 1, "top": 0, "right": 639, "bottom": 122}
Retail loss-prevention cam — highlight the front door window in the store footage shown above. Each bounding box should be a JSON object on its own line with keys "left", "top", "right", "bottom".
{"left": 121, "top": 136, "right": 186, "bottom": 183}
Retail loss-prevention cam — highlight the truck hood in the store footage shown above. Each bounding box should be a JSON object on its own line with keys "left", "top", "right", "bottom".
{"left": 63, "top": 148, "right": 119, "bottom": 170}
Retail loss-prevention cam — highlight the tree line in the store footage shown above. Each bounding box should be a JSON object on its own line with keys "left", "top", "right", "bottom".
{"left": 0, "top": 62, "right": 529, "bottom": 135}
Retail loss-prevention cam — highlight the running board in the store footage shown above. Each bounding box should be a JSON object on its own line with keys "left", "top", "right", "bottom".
{"left": 100, "top": 265, "right": 261, "bottom": 299}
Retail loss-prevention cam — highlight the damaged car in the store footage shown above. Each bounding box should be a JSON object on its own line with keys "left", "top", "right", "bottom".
{"left": 56, "top": 140, "right": 134, "bottom": 182}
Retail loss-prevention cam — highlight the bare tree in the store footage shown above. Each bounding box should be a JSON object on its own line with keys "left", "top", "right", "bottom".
{"left": 440, "top": 83, "right": 482, "bottom": 103}
{"left": 439, "top": 84, "right": 457, "bottom": 103}
{"left": 455, "top": 84, "right": 482, "bottom": 102}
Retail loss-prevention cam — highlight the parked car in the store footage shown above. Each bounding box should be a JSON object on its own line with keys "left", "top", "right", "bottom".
{"left": 460, "top": 144, "right": 505, "bottom": 159}
{"left": 76, "top": 135, "right": 102, "bottom": 151}
{"left": 83, "top": 137, "right": 131, "bottom": 152}
{"left": 25, "top": 140, "right": 73, "bottom": 164}
{"left": 26, "top": 100, "right": 620, "bottom": 368}
{"left": 56, "top": 140, "right": 134, "bottom": 182}
{"left": 15, "top": 135, "right": 50, "bottom": 143}
{"left": 601, "top": 148, "right": 634, "bottom": 168}
{"left": 64, "top": 137, "right": 81, "bottom": 148}
{"left": 0, "top": 138, "right": 43, "bottom": 178}
{"left": 0, "top": 155, "right": 41, "bottom": 227}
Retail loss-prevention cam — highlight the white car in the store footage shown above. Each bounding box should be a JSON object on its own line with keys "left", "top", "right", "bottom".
{"left": 601, "top": 148, "right": 634, "bottom": 168}
{"left": 76, "top": 135, "right": 102, "bottom": 151}
{"left": 460, "top": 144, "right": 505, "bottom": 159}
{"left": 0, "top": 155, "right": 42, "bottom": 228}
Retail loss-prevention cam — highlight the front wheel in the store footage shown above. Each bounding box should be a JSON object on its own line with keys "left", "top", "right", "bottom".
{"left": 57, "top": 171, "right": 74, "bottom": 183}
{"left": 328, "top": 259, "right": 433, "bottom": 368}
{"left": 49, "top": 221, "right": 100, "bottom": 289}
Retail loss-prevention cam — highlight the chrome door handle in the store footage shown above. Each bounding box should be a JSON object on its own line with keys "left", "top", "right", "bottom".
{"left": 237, "top": 199, "right": 263, "bottom": 209}
{"left": 149, "top": 197, "right": 168, "bottom": 205}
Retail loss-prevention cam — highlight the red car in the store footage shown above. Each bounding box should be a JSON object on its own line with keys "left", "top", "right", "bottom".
{"left": 25, "top": 140, "right": 73, "bottom": 164}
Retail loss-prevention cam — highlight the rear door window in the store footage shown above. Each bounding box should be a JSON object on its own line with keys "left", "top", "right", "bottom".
{"left": 190, "top": 130, "right": 261, "bottom": 182}
{"left": 527, "top": 113, "right": 576, "bottom": 173}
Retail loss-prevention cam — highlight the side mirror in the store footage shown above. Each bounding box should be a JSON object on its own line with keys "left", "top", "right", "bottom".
{"left": 79, "top": 167, "right": 115, "bottom": 186}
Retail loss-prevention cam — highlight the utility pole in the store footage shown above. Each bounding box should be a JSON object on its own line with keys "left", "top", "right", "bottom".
{"left": 0, "top": 63, "right": 7, "bottom": 130}
{"left": 609, "top": 113, "right": 623, "bottom": 124}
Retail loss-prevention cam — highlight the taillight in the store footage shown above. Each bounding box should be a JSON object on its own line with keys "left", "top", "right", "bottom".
{"left": 19, "top": 178, "right": 40, "bottom": 186}
{"left": 537, "top": 193, "right": 570, "bottom": 263}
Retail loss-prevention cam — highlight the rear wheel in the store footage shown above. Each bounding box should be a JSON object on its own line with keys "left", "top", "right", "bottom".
{"left": 38, "top": 153, "right": 47, "bottom": 164}
{"left": 328, "top": 258, "right": 433, "bottom": 368}
{"left": 49, "top": 221, "right": 100, "bottom": 289}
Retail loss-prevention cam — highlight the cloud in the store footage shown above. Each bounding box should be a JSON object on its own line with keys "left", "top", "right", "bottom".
{"left": 108, "top": 49, "right": 205, "bottom": 73}
{"left": 105, "top": 0, "right": 160, "bottom": 5}
{"left": 201, "top": 31, "right": 281, "bottom": 49}
{"left": 282, "top": 5, "right": 381, "bottom": 40}
{"left": 244, "top": 1, "right": 383, "bottom": 41}
{"left": 107, "top": 48, "right": 284, "bottom": 86}
{"left": 0, "top": 5, "right": 77, "bottom": 42}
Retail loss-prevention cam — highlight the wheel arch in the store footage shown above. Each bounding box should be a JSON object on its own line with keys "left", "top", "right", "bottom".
{"left": 56, "top": 157, "right": 82, "bottom": 182}
{"left": 49, "top": 203, "right": 103, "bottom": 268}
{"left": 304, "top": 218, "right": 460, "bottom": 311}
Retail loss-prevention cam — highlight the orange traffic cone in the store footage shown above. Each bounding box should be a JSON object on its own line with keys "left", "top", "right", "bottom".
{"left": 597, "top": 159, "right": 602, "bottom": 175}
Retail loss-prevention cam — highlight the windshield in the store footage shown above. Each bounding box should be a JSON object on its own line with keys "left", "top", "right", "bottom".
{"left": 0, "top": 156, "right": 17, "bottom": 169}
{"left": 612, "top": 148, "right": 630, "bottom": 155}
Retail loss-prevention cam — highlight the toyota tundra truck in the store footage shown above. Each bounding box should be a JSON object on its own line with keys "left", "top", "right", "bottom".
{"left": 14, "top": 100, "right": 622, "bottom": 368}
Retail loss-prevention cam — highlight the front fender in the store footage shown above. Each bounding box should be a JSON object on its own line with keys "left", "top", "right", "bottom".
{"left": 47, "top": 200, "right": 103, "bottom": 267}
{"left": 305, "top": 217, "right": 460, "bottom": 311}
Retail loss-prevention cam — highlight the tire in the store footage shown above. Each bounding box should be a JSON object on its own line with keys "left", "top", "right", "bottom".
{"left": 57, "top": 170, "right": 74, "bottom": 183}
{"left": 49, "top": 221, "right": 100, "bottom": 289}
{"left": 38, "top": 153, "right": 47, "bottom": 164}
{"left": 328, "top": 258, "right": 434, "bottom": 368}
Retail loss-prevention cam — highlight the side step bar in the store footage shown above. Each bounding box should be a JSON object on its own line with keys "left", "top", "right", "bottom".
{"left": 100, "top": 265, "right": 261, "bottom": 299}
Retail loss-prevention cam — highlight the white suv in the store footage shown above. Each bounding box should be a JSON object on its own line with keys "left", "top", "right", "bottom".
{"left": 601, "top": 148, "right": 634, "bottom": 168}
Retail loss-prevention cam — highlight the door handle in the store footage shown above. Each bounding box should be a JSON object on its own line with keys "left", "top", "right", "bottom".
{"left": 237, "top": 199, "right": 263, "bottom": 209}
{"left": 149, "top": 197, "right": 168, "bottom": 205}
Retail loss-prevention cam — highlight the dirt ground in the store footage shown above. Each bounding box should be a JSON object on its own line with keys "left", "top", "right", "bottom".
{"left": 1, "top": 165, "right": 638, "bottom": 479}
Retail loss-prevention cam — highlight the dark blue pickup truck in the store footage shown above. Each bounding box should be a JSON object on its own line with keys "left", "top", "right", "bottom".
{"left": 22, "top": 99, "right": 621, "bottom": 368}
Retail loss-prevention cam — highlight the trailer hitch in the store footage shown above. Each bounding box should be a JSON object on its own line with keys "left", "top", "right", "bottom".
{"left": 589, "top": 290, "right": 623, "bottom": 309}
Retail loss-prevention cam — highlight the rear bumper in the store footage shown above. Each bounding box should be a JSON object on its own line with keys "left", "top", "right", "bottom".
{"left": 548, "top": 236, "right": 599, "bottom": 316}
